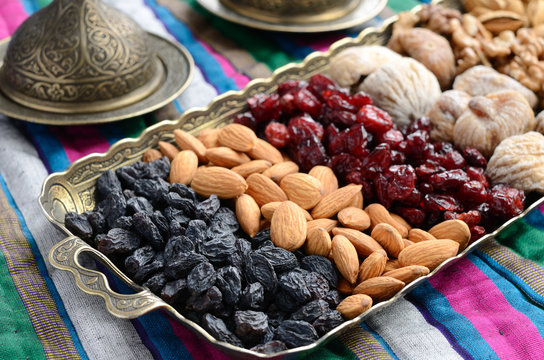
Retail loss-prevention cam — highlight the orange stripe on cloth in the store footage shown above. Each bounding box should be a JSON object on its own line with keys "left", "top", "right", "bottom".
{"left": 0, "top": 187, "right": 80, "bottom": 359}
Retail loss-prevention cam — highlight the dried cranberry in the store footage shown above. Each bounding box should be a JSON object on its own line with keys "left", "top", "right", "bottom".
{"left": 248, "top": 93, "right": 281, "bottom": 124}
{"left": 423, "top": 194, "right": 463, "bottom": 212}
{"left": 378, "top": 129, "right": 404, "bottom": 150}
{"left": 280, "top": 93, "right": 299, "bottom": 117}
{"left": 470, "top": 225, "right": 486, "bottom": 242}
{"left": 385, "top": 165, "right": 416, "bottom": 202}
{"left": 345, "top": 172, "right": 374, "bottom": 202}
{"left": 401, "top": 188, "right": 422, "bottom": 207}
{"left": 463, "top": 147, "right": 487, "bottom": 168}
{"left": 308, "top": 74, "right": 337, "bottom": 100}
{"left": 234, "top": 112, "right": 257, "bottom": 131}
{"left": 466, "top": 166, "right": 489, "bottom": 188}
{"left": 407, "top": 117, "right": 432, "bottom": 134}
{"left": 356, "top": 105, "right": 393, "bottom": 134}
{"left": 433, "top": 142, "right": 454, "bottom": 155}
{"left": 459, "top": 181, "right": 488, "bottom": 204}
{"left": 349, "top": 91, "right": 373, "bottom": 108}
{"left": 374, "top": 174, "right": 392, "bottom": 209}
{"left": 294, "top": 88, "right": 322, "bottom": 118}
{"left": 265, "top": 122, "right": 290, "bottom": 148}
{"left": 394, "top": 207, "right": 426, "bottom": 227}
{"left": 288, "top": 114, "right": 324, "bottom": 145}
{"left": 293, "top": 136, "right": 329, "bottom": 172}
{"left": 277, "top": 80, "right": 305, "bottom": 96}
{"left": 323, "top": 89, "right": 357, "bottom": 113}
{"left": 390, "top": 150, "right": 406, "bottom": 165}
{"left": 361, "top": 143, "right": 391, "bottom": 178}
{"left": 444, "top": 210, "right": 482, "bottom": 227}
{"left": 344, "top": 124, "right": 369, "bottom": 159}
{"left": 440, "top": 150, "right": 466, "bottom": 170}
{"left": 331, "top": 154, "right": 363, "bottom": 179}
{"left": 488, "top": 184, "right": 525, "bottom": 218}
{"left": 406, "top": 130, "right": 429, "bottom": 158}
{"left": 428, "top": 169, "right": 470, "bottom": 192}
{"left": 325, "top": 109, "right": 357, "bottom": 127}
{"left": 419, "top": 182, "right": 434, "bottom": 194}
{"left": 416, "top": 162, "right": 445, "bottom": 181}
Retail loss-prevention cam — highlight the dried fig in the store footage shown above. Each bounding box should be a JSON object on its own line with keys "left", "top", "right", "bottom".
{"left": 453, "top": 90, "right": 535, "bottom": 157}
{"left": 486, "top": 132, "right": 544, "bottom": 192}
{"left": 327, "top": 46, "right": 402, "bottom": 88}
{"left": 426, "top": 90, "right": 471, "bottom": 142}
{"left": 359, "top": 58, "right": 441, "bottom": 126}
{"left": 453, "top": 65, "right": 538, "bottom": 108}
{"left": 536, "top": 110, "right": 544, "bottom": 134}
{"left": 396, "top": 28, "right": 456, "bottom": 89}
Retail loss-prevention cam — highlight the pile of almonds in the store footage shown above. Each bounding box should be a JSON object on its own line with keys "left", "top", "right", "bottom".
{"left": 143, "top": 123, "right": 472, "bottom": 320}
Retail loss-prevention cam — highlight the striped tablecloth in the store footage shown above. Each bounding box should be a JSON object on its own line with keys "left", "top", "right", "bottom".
{"left": 0, "top": 0, "right": 543, "bottom": 359}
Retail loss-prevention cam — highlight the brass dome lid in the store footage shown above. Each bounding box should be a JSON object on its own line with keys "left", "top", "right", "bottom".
{"left": 0, "top": 0, "right": 164, "bottom": 114}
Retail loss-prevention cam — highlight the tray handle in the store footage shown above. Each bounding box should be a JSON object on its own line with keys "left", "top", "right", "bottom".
{"left": 49, "top": 236, "right": 169, "bottom": 319}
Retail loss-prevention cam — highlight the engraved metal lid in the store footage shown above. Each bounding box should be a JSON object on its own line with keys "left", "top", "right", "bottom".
{"left": 219, "top": 0, "right": 361, "bottom": 24}
{"left": 0, "top": 0, "right": 164, "bottom": 114}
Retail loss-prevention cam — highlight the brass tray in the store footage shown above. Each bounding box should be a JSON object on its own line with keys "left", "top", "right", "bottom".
{"left": 195, "top": 0, "right": 387, "bottom": 33}
{"left": 39, "top": 0, "right": 538, "bottom": 358}
{"left": 0, "top": 33, "right": 194, "bottom": 126}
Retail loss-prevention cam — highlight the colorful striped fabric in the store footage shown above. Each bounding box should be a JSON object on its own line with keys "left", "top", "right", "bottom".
{"left": 0, "top": 0, "right": 543, "bottom": 359}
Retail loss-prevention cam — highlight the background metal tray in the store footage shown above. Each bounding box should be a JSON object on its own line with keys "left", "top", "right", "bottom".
{"left": 39, "top": 1, "right": 538, "bottom": 358}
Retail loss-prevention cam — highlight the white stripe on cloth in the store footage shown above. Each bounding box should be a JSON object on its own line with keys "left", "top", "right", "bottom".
{"left": 365, "top": 297, "right": 464, "bottom": 360}
{"left": 0, "top": 117, "right": 153, "bottom": 360}
{"left": 103, "top": 0, "right": 219, "bottom": 111}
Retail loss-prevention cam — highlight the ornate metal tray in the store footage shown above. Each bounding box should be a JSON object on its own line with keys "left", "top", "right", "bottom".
{"left": 39, "top": 0, "right": 540, "bottom": 358}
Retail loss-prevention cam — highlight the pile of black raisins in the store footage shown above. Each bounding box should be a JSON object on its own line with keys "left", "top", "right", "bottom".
{"left": 65, "top": 156, "right": 346, "bottom": 353}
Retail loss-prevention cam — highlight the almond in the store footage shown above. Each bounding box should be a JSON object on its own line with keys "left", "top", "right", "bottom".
{"left": 260, "top": 219, "right": 270, "bottom": 230}
{"left": 336, "top": 294, "right": 373, "bottom": 319}
{"left": 370, "top": 223, "right": 405, "bottom": 258}
{"left": 478, "top": 10, "right": 525, "bottom": 34}
{"left": 170, "top": 150, "right": 198, "bottom": 185}
{"left": 280, "top": 173, "right": 322, "bottom": 210}
{"left": 384, "top": 259, "right": 401, "bottom": 273}
{"left": 358, "top": 249, "right": 388, "bottom": 283}
{"left": 231, "top": 159, "right": 272, "bottom": 178}
{"left": 217, "top": 123, "right": 257, "bottom": 152}
{"left": 246, "top": 173, "right": 288, "bottom": 206}
{"left": 174, "top": 129, "right": 207, "bottom": 162}
{"left": 336, "top": 276, "right": 354, "bottom": 295}
{"left": 261, "top": 201, "right": 312, "bottom": 221}
{"left": 383, "top": 265, "right": 430, "bottom": 284}
{"left": 309, "top": 165, "right": 338, "bottom": 196}
{"left": 158, "top": 141, "right": 179, "bottom": 161}
{"left": 307, "top": 218, "right": 338, "bottom": 234}
{"left": 247, "top": 138, "right": 283, "bottom": 164}
{"left": 408, "top": 228, "right": 437, "bottom": 242}
{"left": 311, "top": 184, "right": 363, "bottom": 219}
{"left": 332, "top": 234, "right": 360, "bottom": 285}
{"left": 353, "top": 276, "right": 405, "bottom": 302}
{"left": 390, "top": 212, "right": 412, "bottom": 231}
{"left": 197, "top": 128, "right": 220, "bottom": 148}
{"left": 142, "top": 148, "right": 162, "bottom": 162}
{"left": 348, "top": 190, "right": 364, "bottom": 209}
{"left": 403, "top": 239, "right": 414, "bottom": 248}
{"left": 428, "top": 220, "right": 471, "bottom": 250}
{"left": 262, "top": 161, "right": 299, "bottom": 183}
{"left": 398, "top": 239, "right": 459, "bottom": 270}
{"left": 305, "top": 227, "right": 332, "bottom": 257}
{"left": 236, "top": 194, "right": 260, "bottom": 237}
{"left": 190, "top": 167, "right": 247, "bottom": 199}
{"left": 365, "top": 203, "right": 408, "bottom": 238}
{"left": 205, "top": 147, "right": 250, "bottom": 168}
{"left": 338, "top": 207, "right": 370, "bottom": 231}
{"left": 332, "top": 227, "right": 383, "bottom": 257}
{"left": 270, "top": 201, "right": 307, "bottom": 251}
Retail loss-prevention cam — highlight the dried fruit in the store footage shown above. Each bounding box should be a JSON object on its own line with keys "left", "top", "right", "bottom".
{"left": 331, "top": 234, "right": 359, "bottom": 285}
{"left": 398, "top": 239, "right": 459, "bottom": 270}
{"left": 426, "top": 90, "right": 471, "bottom": 142}
{"left": 190, "top": 167, "right": 248, "bottom": 199}
{"left": 336, "top": 294, "right": 373, "bottom": 319}
{"left": 270, "top": 201, "right": 308, "bottom": 251}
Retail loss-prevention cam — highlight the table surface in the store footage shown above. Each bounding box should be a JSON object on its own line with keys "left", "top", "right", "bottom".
{"left": 0, "top": 0, "right": 543, "bottom": 359}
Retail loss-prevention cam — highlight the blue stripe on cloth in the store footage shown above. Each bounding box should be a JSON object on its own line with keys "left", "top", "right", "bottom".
{"left": 470, "top": 252, "right": 544, "bottom": 337}
{"left": 144, "top": 0, "right": 239, "bottom": 94}
{"left": 19, "top": 0, "right": 36, "bottom": 14}
{"left": 23, "top": 123, "right": 70, "bottom": 174}
{"left": 523, "top": 209, "right": 544, "bottom": 232}
{"left": 407, "top": 280, "right": 499, "bottom": 360}
{"left": 98, "top": 264, "right": 193, "bottom": 360}
{"left": 0, "top": 174, "right": 89, "bottom": 360}
{"left": 360, "top": 322, "right": 400, "bottom": 360}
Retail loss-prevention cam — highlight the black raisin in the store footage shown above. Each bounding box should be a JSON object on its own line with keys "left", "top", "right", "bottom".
{"left": 102, "top": 191, "right": 127, "bottom": 227}
{"left": 164, "top": 207, "right": 190, "bottom": 227}
{"left": 134, "top": 178, "right": 169, "bottom": 205}
{"left": 304, "top": 272, "right": 330, "bottom": 300}
{"left": 170, "top": 183, "right": 198, "bottom": 204}
{"left": 312, "top": 310, "right": 344, "bottom": 336}
{"left": 151, "top": 210, "right": 169, "bottom": 237}
{"left": 145, "top": 156, "right": 170, "bottom": 179}
{"left": 65, "top": 212, "right": 93, "bottom": 241}
{"left": 245, "top": 253, "right": 277, "bottom": 293}
{"left": 133, "top": 212, "right": 165, "bottom": 250}
{"left": 87, "top": 211, "right": 106, "bottom": 235}
{"left": 133, "top": 253, "right": 164, "bottom": 283}
{"left": 162, "top": 192, "right": 196, "bottom": 216}
{"left": 239, "top": 282, "right": 266, "bottom": 311}
{"left": 126, "top": 196, "right": 154, "bottom": 215}
{"left": 187, "top": 261, "right": 216, "bottom": 295}
{"left": 168, "top": 220, "right": 186, "bottom": 238}
{"left": 96, "top": 170, "right": 122, "bottom": 200}
{"left": 160, "top": 278, "right": 187, "bottom": 305}
{"left": 123, "top": 189, "right": 136, "bottom": 200}
{"left": 324, "top": 290, "right": 343, "bottom": 308}
{"left": 185, "top": 219, "right": 207, "bottom": 247}
{"left": 207, "top": 208, "right": 239, "bottom": 237}
{"left": 278, "top": 271, "right": 311, "bottom": 304}
{"left": 251, "top": 229, "right": 271, "bottom": 248}
{"left": 274, "top": 288, "right": 301, "bottom": 313}
{"left": 186, "top": 286, "right": 222, "bottom": 313}
{"left": 164, "top": 236, "right": 195, "bottom": 262}
{"left": 165, "top": 251, "right": 206, "bottom": 280}
{"left": 201, "top": 313, "right": 244, "bottom": 347}
{"left": 216, "top": 266, "right": 242, "bottom": 306}
{"left": 195, "top": 194, "right": 220, "bottom": 222}
{"left": 125, "top": 245, "right": 155, "bottom": 276}
{"left": 250, "top": 340, "right": 287, "bottom": 354}
{"left": 98, "top": 228, "right": 140, "bottom": 255}
{"left": 201, "top": 236, "right": 237, "bottom": 265}
{"left": 274, "top": 320, "right": 318, "bottom": 348}
{"left": 143, "top": 272, "right": 167, "bottom": 293}
{"left": 301, "top": 255, "right": 338, "bottom": 288}
{"left": 290, "top": 299, "right": 329, "bottom": 323}
{"left": 234, "top": 310, "right": 268, "bottom": 344}
{"left": 112, "top": 216, "right": 133, "bottom": 230}
{"left": 116, "top": 163, "right": 143, "bottom": 189}
{"left": 255, "top": 246, "right": 298, "bottom": 273}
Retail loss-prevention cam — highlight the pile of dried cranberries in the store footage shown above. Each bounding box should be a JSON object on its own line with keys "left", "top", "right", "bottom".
{"left": 234, "top": 74, "right": 525, "bottom": 241}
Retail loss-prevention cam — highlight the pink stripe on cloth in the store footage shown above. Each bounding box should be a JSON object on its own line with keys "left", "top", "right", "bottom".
{"left": 0, "top": 0, "right": 28, "bottom": 39}
{"left": 166, "top": 316, "right": 233, "bottom": 360}
{"left": 199, "top": 41, "right": 250, "bottom": 89}
{"left": 50, "top": 126, "right": 111, "bottom": 163}
{"left": 429, "top": 257, "right": 544, "bottom": 360}
{"left": 538, "top": 202, "right": 544, "bottom": 215}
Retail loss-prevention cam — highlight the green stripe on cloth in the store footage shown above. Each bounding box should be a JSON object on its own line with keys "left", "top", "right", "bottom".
{"left": 495, "top": 218, "right": 544, "bottom": 268}
{"left": 386, "top": 0, "right": 422, "bottom": 12}
{"left": 0, "top": 183, "right": 81, "bottom": 359}
{"left": 0, "top": 242, "right": 45, "bottom": 360}
{"left": 304, "top": 338, "right": 358, "bottom": 360}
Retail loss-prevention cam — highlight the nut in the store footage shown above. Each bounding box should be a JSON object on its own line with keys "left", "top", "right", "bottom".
{"left": 408, "top": 228, "right": 437, "bottom": 242}
{"left": 280, "top": 173, "right": 323, "bottom": 210}
{"left": 428, "top": 220, "right": 471, "bottom": 250}
{"left": 236, "top": 194, "right": 261, "bottom": 237}
{"left": 270, "top": 201, "right": 308, "bottom": 251}
{"left": 358, "top": 249, "right": 388, "bottom": 283}
{"left": 158, "top": 141, "right": 179, "bottom": 161}
{"left": 365, "top": 203, "right": 408, "bottom": 238}
{"left": 305, "top": 227, "right": 332, "bottom": 257}
{"left": 307, "top": 218, "right": 338, "bottom": 234}
{"left": 174, "top": 129, "right": 208, "bottom": 163}
{"left": 261, "top": 201, "right": 312, "bottom": 221}
{"left": 217, "top": 123, "right": 257, "bottom": 152}
{"left": 352, "top": 276, "right": 405, "bottom": 302}
{"left": 308, "top": 165, "right": 339, "bottom": 196}
{"left": 262, "top": 161, "right": 299, "bottom": 183}
{"left": 311, "top": 184, "right": 362, "bottom": 219}
{"left": 370, "top": 223, "right": 405, "bottom": 258}
{"left": 231, "top": 160, "right": 272, "bottom": 178}
{"left": 383, "top": 265, "right": 430, "bottom": 284}
{"left": 245, "top": 173, "right": 288, "bottom": 207}
{"left": 336, "top": 294, "right": 373, "bottom": 319}
{"left": 398, "top": 239, "right": 460, "bottom": 270}
{"left": 190, "top": 167, "right": 248, "bottom": 199}
{"left": 332, "top": 227, "right": 384, "bottom": 257}
{"left": 142, "top": 148, "right": 162, "bottom": 163}
{"left": 247, "top": 138, "right": 283, "bottom": 164}
{"left": 337, "top": 207, "right": 370, "bottom": 231}
{"left": 197, "top": 128, "right": 220, "bottom": 148}
{"left": 331, "top": 234, "right": 360, "bottom": 285}
{"left": 205, "top": 147, "right": 251, "bottom": 168}
{"left": 170, "top": 150, "right": 198, "bottom": 185}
